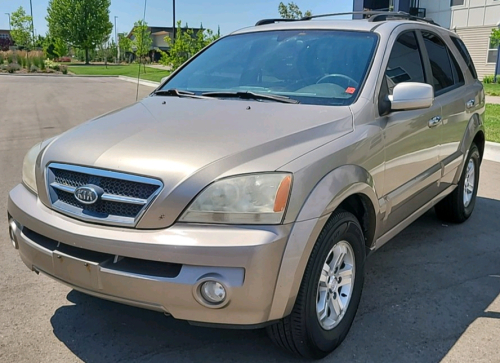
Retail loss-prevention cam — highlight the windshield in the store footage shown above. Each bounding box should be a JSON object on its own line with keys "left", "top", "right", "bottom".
{"left": 161, "top": 30, "right": 378, "bottom": 106}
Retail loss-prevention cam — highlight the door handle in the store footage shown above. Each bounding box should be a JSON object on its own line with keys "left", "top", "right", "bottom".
{"left": 466, "top": 99, "right": 475, "bottom": 109}
{"left": 428, "top": 116, "right": 442, "bottom": 128}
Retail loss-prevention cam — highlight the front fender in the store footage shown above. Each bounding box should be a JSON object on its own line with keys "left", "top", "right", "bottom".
{"left": 268, "top": 165, "right": 380, "bottom": 320}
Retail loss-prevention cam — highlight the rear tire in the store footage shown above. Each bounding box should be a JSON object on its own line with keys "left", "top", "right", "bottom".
{"left": 435, "top": 143, "right": 480, "bottom": 223}
{"left": 267, "top": 210, "right": 366, "bottom": 359}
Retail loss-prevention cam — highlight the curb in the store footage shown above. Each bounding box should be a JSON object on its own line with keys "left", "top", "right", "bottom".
{"left": 485, "top": 141, "right": 500, "bottom": 163}
{"left": 117, "top": 75, "right": 159, "bottom": 88}
{"left": 0, "top": 73, "right": 119, "bottom": 78}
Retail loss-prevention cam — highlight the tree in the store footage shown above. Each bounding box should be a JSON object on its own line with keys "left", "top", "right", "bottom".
{"left": 491, "top": 28, "right": 500, "bottom": 49}
{"left": 43, "top": 35, "right": 58, "bottom": 59}
{"left": 118, "top": 32, "right": 132, "bottom": 63}
{"left": 43, "top": 35, "right": 68, "bottom": 59}
{"left": 54, "top": 37, "right": 68, "bottom": 58}
{"left": 131, "top": 20, "right": 152, "bottom": 72}
{"left": 278, "top": 2, "right": 312, "bottom": 19}
{"left": 46, "top": 0, "right": 112, "bottom": 64}
{"left": 34, "top": 34, "right": 46, "bottom": 49}
{"left": 10, "top": 6, "right": 34, "bottom": 50}
{"left": 159, "top": 21, "right": 220, "bottom": 71}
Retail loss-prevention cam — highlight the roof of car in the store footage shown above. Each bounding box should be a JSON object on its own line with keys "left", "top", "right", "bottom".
{"left": 231, "top": 17, "right": 445, "bottom": 36}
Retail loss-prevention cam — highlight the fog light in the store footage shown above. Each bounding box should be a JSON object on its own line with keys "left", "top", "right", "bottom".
{"left": 8, "top": 219, "right": 19, "bottom": 250}
{"left": 200, "top": 281, "right": 226, "bottom": 304}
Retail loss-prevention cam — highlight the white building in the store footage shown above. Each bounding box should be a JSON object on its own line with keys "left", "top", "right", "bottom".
{"left": 353, "top": 0, "right": 500, "bottom": 79}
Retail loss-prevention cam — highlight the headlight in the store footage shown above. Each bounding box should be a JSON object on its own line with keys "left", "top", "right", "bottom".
{"left": 180, "top": 173, "right": 292, "bottom": 224}
{"left": 22, "top": 138, "right": 55, "bottom": 194}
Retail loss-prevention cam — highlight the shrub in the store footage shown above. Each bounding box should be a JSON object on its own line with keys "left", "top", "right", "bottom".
{"left": 6, "top": 51, "right": 14, "bottom": 64}
{"left": 7, "top": 63, "right": 21, "bottom": 73}
{"left": 56, "top": 56, "right": 71, "bottom": 62}
{"left": 60, "top": 65, "right": 68, "bottom": 74}
{"left": 30, "top": 65, "right": 39, "bottom": 73}
{"left": 36, "top": 57, "right": 43, "bottom": 68}
{"left": 483, "top": 75, "right": 495, "bottom": 84}
{"left": 26, "top": 58, "right": 32, "bottom": 70}
{"left": 40, "top": 59, "right": 46, "bottom": 71}
{"left": 29, "top": 52, "right": 44, "bottom": 69}
{"left": 44, "top": 59, "right": 60, "bottom": 70}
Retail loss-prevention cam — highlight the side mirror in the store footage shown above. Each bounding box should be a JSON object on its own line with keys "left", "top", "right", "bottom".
{"left": 389, "top": 82, "right": 434, "bottom": 111}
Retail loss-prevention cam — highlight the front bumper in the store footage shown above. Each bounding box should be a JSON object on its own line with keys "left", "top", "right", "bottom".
{"left": 7, "top": 184, "right": 291, "bottom": 326}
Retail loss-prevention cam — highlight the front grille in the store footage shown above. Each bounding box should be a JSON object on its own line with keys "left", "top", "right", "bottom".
{"left": 53, "top": 169, "right": 159, "bottom": 200}
{"left": 46, "top": 163, "right": 163, "bottom": 227}
{"left": 55, "top": 189, "right": 143, "bottom": 218}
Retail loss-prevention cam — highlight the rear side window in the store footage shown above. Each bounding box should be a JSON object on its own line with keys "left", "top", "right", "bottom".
{"left": 422, "top": 32, "right": 455, "bottom": 92}
{"left": 450, "top": 52, "right": 465, "bottom": 84}
{"left": 385, "top": 31, "right": 426, "bottom": 95}
{"left": 451, "top": 36, "right": 478, "bottom": 79}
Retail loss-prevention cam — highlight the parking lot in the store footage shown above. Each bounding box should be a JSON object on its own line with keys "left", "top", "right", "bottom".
{"left": 1, "top": 76, "right": 499, "bottom": 363}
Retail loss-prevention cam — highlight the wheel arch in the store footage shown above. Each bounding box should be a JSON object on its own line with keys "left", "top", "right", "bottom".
{"left": 268, "top": 165, "right": 380, "bottom": 320}
{"left": 473, "top": 130, "right": 485, "bottom": 163}
{"left": 453, "top": 113, "right": 486, "bottom": 184}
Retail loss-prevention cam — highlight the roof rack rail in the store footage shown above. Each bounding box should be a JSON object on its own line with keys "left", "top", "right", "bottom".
{"left": 300, "top": 11, "right": 391, "bottom": 20}
{"left": 255, "top": 11, "right": 440, "bottom": 27}
{"left": 255, "top": 18, "right": 300, "bottom": 26}
{"left": 367, "top": 11, "right": 439, "bottom": 26}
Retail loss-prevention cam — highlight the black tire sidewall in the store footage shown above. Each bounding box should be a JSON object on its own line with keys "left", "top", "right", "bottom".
{"left": 303, "top": 213, "right": 366, "bottom": 355}
{"left": 458, "top": 145, "right": 480, "bottom": 218}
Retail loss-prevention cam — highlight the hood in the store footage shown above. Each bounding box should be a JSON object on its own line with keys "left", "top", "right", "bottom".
{"left": 40, "top": 96, "right": 353, "bottom": 228}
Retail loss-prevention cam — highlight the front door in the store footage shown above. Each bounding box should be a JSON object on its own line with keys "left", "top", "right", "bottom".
{"left": 379, "top": 30, "right": 443, "bottom": 232}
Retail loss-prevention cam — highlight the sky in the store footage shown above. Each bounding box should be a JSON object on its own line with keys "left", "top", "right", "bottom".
{"left": 1, "top": 0, "right": 353, "bottom": 39}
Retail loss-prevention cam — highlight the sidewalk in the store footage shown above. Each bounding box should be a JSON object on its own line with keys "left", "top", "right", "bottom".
{"left": 485, "top": 141, "right": 500, "bottom": 163}
{"left": 485, "top": 95, "right": 500, "bottom": 104}
{"left": 146, "top": 64, "right": 171, "bottom": 71}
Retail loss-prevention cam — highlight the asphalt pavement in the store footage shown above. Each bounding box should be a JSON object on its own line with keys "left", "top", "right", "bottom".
{"left": 0, "top": 76, "right": 499, "bottom": 363}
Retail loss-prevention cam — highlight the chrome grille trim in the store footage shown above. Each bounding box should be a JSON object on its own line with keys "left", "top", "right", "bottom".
{"left": 46, "top": 163, "right": 163, "bottom": 227}
{"left": 50, "top": 183, "right": 148, "bottom": 205}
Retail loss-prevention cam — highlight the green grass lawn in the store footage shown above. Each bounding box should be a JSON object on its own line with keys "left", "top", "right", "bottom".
{"left": 68, "top": 64, "right": 170, "bottom": 82}
{"left": 483, "top": 83, "right": 500, "bottom": 96}
{"left": 485, "top": 104, "right": 500, "bottom": 143}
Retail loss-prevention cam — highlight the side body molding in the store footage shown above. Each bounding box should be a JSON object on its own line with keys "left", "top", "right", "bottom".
{"left": 268, "top": 165, "right": 380, "bottom": 320}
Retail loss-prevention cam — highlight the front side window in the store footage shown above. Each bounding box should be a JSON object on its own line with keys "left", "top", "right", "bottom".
{"left": 385, "top": 31, "right": 426, "bottom": 95}
{"left": 161, "top": 30, "right": 379, "bottom": 106}
{"left": 422, "top": 32, "right": 455, "bottom": 92}
{"left": 450, "top": 0, "right": 464, "bottom": 6}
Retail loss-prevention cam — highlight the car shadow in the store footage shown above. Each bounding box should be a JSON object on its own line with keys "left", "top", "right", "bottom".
{"left": 50, "top": 197, "right": 500, "bottom": 363}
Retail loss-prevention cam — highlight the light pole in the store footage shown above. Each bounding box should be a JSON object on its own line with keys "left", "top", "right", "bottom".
{"left": 114, "top": 16, "right": 119, "bottom": 62}
{"left": 172, "top": 0, "right": 176, "bottom": 43}
{"left": 29, "top": 0, "right": 35, "bottom": 48}
{"left": 5, "top": 13, "right": 10, "bottom": 30}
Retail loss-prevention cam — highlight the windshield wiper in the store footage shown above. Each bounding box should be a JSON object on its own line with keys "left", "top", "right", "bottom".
{"left": 201, "top": 91, "right": 300, "bottom": 104}
{"left": 153, "top": 89, "right": 211, "bottom": 99}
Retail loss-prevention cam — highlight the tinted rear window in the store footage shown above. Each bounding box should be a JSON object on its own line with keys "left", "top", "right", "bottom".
{"left": 451, "top": 36, "right": 478, "bottom": 79}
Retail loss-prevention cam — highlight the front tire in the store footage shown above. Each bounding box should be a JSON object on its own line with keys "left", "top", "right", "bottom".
{"left": 267, "top": 210, "right": 366, "bottom": 359}
{"left": 435, "top": 143, "right": 480, "bottom": 223}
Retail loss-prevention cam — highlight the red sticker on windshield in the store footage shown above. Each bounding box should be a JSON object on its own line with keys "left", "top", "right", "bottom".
{"left": 345, "top": 87, "right": 356, "bottom": 94}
